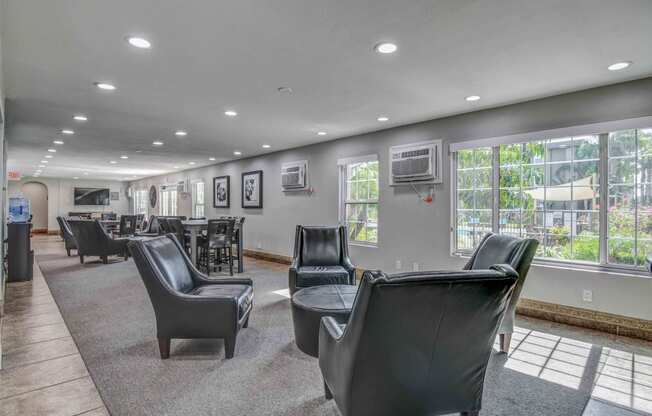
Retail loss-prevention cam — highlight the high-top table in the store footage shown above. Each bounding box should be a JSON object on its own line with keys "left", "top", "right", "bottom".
{"left": 182, "top": 220, "right": 244, "bottom": 273}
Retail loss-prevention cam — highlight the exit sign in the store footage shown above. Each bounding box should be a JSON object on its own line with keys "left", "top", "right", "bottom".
{"left": 8, "top": 171, "right": 21, "bottom": 181}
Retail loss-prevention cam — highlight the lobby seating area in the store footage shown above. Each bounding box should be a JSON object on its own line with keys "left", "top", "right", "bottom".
{"left": 1, "top": 2, "right": 652, "bottom": 416}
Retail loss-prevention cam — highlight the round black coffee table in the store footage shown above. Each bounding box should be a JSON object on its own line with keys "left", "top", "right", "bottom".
{"left": 290, "top": 284, "right": 357, "bottom": 357}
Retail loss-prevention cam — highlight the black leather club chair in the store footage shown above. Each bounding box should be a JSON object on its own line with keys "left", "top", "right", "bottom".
{"left": 67, "top": 220, "right": 129, "bottom": 264}
{"left": 289, "top": 225, "right": 356, "bottom": 295}
{"left": 136, "top": 215, "right": 161, "bottom": 237}
{"left": 463, "top": 233, "right": 539, "bottom": 353}
{"left": 56, "top": 216, "right": 77, "bottom": 256}
{"left": 320, "top": 266, "right": 519, "bottom": 416}
{"left": 128, "top": 235, "right": 253, "bottom": 359}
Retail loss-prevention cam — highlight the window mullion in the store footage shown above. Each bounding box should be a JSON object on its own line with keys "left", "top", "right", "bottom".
{"left": 492, "top": 146, "right": 500, "bottom": 233}
{"left": 599, "top": 133, "right": 609, "bottom": 265}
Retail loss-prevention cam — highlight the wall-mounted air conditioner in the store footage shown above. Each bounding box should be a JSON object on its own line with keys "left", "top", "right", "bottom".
{"left": 281, "top": 160, "right": 308, "bottom": 191}
{"left": 389, "top": 140, "right": 443, "bottom": 186}
{"left": 177, "top": 179, "right": 190, "bottom": 193}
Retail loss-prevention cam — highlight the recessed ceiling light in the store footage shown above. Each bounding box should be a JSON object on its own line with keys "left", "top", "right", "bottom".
{"left": 73, "top": 115, "right": 88, "bottom": 122}
{"left": 120, "top": 155, "right": 129, "bottom": 159}
{"left": 317, "top": 131, "right": 327, "bottom": 136}
{"left": 465, "top": 95, "right": 481, "bottom": 102}
{"left": 53, "top": 140, "right": 64, "bottom": 145}
{"left": 374, "top": 42, "right": 397, "bottom": 54}
{"left": 61, "top": 129, "right": 74, "bottom": 135}
{"left": 224, "top": 110, "right": 238, "bottom": 117}
{"left": 126, "top": 36, "right": 151, "bottom": 49}
{"left": 44, "top": 155, "right": 53, "bottom": 158}
{"left": 73, "top": 176, "right": 79, "bottom": 180}
{"left": 47, "top": 148, "right": 56, "bottom": 153}
{"left": 94, "top": 82, "right": 116, "bottom": 91}
{"left": 233, "top": 151, "right": 242, "bottom": 156}
{"left": 35, "top": 170, "right": 42, "bottom": 173}
{"left": 608, "top": 61, "right": 632, "bottom": 71}
{"left": 262, "top": 144, "right": 271, "bottom": 149}
{"left": 277, "top": 86, "right": 293, "bottom": 94}
{"left": 377, "top": 116, "right": 389, "bottom": 122}
{"left": 83, "top": 172, "right": 89, "bottom": 175}
{"left": 173, "top": 166, "right": 179, "bottom": 169}
{"left": 152, "top": 141, "right": 164, "bottom": 146}
{"left": 40, "top": 160, "right": 48, "bottom": 163}
{"left": 209, "top": 157, "right": 216, "bottom": 161}
{"left": 38, "top": 165, "right": 45, "bottom": 168}
{"left": 188, "top": 161, "right": 196, "bottom": 165}
{"left": 175, "top": 130, "right": 187, "bottom": 137}
{"left": 109, "top": 160, "right": 117, "bottom": 164}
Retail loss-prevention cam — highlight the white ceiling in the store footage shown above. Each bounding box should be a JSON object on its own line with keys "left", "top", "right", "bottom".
{"left": 4, "top": 0, "right": 652, "bottom": 181}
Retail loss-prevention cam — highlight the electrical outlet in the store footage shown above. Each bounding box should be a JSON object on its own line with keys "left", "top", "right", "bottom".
{"left": 256, "top": 242, "right": 262, "bottom": 250}
{"left": 395, "top": 260, "right": 402, "bottom": 270}
{"left": 412, "top": 262, "right": 420, "bottom": 272}
{"left": 582, "top": 289, "right": 593, "bottom": 303}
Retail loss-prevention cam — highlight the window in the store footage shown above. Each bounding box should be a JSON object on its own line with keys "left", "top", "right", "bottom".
{"left": 339, "top": 156, "right": 379, "bottom": 245}
{"left": 159, "top": 186, "right": 177, "bottom": 216}
{"left": 192, "top": 181, "right": 205, "bottom": 218}
{"left": 133, "top": 189, "right": 148, "bottom": 215}
{"left": 452, "top": 125, "right": 652, "bottom": 271}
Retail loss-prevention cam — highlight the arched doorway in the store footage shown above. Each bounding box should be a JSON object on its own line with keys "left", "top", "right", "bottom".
{"left": 21, "top": 181, "right": 48, "bottom": 233}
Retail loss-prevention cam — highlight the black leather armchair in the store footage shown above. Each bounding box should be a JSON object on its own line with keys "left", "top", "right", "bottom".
{"left": 319, "top": 266, "right": 519, "bottom": 416}
{"left": 289, "top": 225, "right": 356, "bottom": 295}
{"left": 56, "top": 216, "right": 77, "bottom": 256}
{"left": 67, "top": 220, "right": 129, "bottom": 264}
{"left": 463, "top": 233, "right": 539, "bottom": 352}
{"left": 128, "top": 235, "right": 253, "bottom": 359}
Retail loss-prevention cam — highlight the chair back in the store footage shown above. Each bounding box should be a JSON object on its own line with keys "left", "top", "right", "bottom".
{"left": 296, "top": 225, "right": 344, "bottom": 267}
{"left": 166, "top": 218, "right": 187, "bottom": 245}
{"left": 158, "top": 218, "right": 171, "bottom": 234}
{"left": 327, "top": 268, "right": 518, "bottom": 415}
{"left": 207, "top": 219, "right": 234, "bottom": 247}
{"left": 101, "top": 212, "right": 116, "bottom": 221}
{"left": 463, "top": 233, "right": 539, "bottom": 333}
{"left": 118, "top": 215, "right": 137, "bottom": 235}
{"left": 67, "top": 219, "right": 112, "bottom": 255}
{"left": 128, "top": 235, "right": 196, "bottom": 296}
{"left": 56, "top": 216, "right": 77, "bottom": 248}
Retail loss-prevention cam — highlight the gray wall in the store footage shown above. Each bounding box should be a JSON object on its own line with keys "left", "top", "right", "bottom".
{"left": 131, "top": 78, "right": 652, "bottom": 320}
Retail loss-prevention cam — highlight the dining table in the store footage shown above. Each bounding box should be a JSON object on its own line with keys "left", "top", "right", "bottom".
{"left": 182, "top": 219, "right": 245, "bottom": 273}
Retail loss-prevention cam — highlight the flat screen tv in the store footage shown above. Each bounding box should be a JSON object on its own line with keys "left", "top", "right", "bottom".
{"left": 74, "top": 188, "right": 110, "bottom": 205}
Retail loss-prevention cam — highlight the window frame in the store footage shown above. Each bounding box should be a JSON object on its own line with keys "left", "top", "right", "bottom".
{"left": 338, "top": 154, "right": 379, "bottom": 247}
{"left": 159, "top": 185, "right": 178, "bottom": 216}
{"left": 132, "top": 189, "right": 148, "bottom": 215}
{"left": 191, "top": 181, "right": 205, "bottom": 218}
{"left": 450, "top": 116, "right": 652, "bottom": 275}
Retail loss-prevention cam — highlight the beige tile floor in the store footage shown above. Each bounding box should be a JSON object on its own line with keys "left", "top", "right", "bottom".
{"left": 0, "top": 247, "right": 108, "bottom": 416}
{"left": 1, "top": 235, "right": 651, "bottom": 416}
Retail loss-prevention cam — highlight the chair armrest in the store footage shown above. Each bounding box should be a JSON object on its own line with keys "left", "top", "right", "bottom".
{"left": 288, "top": 258, "right": 300, "bottom": 294}
{"left": 321, "top": 316, "right": 344, "bottom": 341}
{"left": 196, "top": 276, "right": 253, "bottom": 286}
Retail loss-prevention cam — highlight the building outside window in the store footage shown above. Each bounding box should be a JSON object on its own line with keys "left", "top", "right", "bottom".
{"left": 338, "top": 155, "right": 379, "bottom": 245}
{"left": 452, "top": 126, "right": 652, "bottom": 270}
{"left": 192, "top": 181, "right": 205, "bottom": 218}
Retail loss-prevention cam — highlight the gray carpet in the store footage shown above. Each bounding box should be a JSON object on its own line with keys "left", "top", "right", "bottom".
{"left": 36, "top": 250, "right": 596, "bottom": 416}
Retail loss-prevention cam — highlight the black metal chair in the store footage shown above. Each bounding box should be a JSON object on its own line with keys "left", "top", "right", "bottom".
{"left": 56, "top": 216, "right": 77, "bottom": 256}
{"left": 320, "top": 266, "right": 519, "bottom": 416}
{"left": 199, "top": 219, "right": 235, "bottom": 275}
{"left": 128, "top": 234, "right": 253, "bottom": 359}
{"left": 114, "top": 215, "right": 138, "bottom": 237}
{"left": 463, "top": 232, "right": 539, "bottom": 352}
{"left": 67, "top": 219, "right": 129, "bottom": 264}
{"left": 101, "top": 212, "right": 117, "bottom": 221}
{"left": 289, "top": 225, "right": 356, "bottom": 295}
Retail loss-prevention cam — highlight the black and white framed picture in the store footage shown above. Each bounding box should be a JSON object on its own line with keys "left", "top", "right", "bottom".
{"left": 213, "top": 176, "right": 230, "bottom": 208}
{"left": 241, "top": 170, "right": 263, "bottom": 208}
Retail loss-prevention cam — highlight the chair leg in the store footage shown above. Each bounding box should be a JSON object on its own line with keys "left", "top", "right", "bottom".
{"left": 224, "top": 335, "right": 236, "bottom": 359}
{"left": 324, "top": 381, "right": 333, "bottom": 400}
{"left": 243, "top": 316, "right": 249, "bottom": 328}
{"left": 228, "top": 247, "right": 233, "bottom": 276}
{"left": 499, "top": 333, "right": 512, "bottom": 353}
{"left": 79, "top": 255, "right": 84, "bottom": 264}
{"left": 158, "top": 337, "right": 171, "bottom": 359}
{"left": 461, "top": 412, "right": 479, "bottom": 416}
{"left": 102, "top": 255, "right": 108, "bottom": 264}
{"left": 66, "top": 248, "right": 71, "bottom": 257}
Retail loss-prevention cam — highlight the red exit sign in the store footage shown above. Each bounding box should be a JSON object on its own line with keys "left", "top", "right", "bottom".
{"left": 8, "top": 171, "right": 21, "bottom": 181}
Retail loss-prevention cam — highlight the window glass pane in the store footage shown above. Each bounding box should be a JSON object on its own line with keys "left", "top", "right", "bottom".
{"left": 456, "top": 147, "right": 493, "bottom": 251}
{"left": 342, "top": 159, "right": 378, "bottom": 244}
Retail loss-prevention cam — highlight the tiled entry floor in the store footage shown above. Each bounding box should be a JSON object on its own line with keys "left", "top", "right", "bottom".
{"left": 0, "top": 256, "right": 108, "bottom": 415}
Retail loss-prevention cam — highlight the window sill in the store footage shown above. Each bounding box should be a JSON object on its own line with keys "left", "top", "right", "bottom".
{"left": 451, "top": 253, "right": 651, "bottom": 279}
{"left": 349, "top": 242, "right": 378, "bottom": 249}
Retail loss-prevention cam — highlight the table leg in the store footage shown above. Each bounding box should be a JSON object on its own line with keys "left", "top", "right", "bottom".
{"left": 190, "top": 228, "right": 198, "bottom": 266}
{"left": 238, "top": 226, "right": 244, "bottom": 273}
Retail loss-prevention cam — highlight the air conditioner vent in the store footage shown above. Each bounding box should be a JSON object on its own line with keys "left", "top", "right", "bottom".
{"left": 281, "top": 160, "right": 308, "bottom": 191}
{"left": 389, "top": 140, "right": 443, "bottom": 186}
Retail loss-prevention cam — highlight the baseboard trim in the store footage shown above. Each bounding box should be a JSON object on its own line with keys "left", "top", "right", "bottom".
{"left": 243, "top": 249, "right": 292, "bottom": 265}
{"left": 243, "top": 248, "right": 652, "bottom": 342}
{"left": 517, "top": 298, "right": 652, "bottom": 342}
